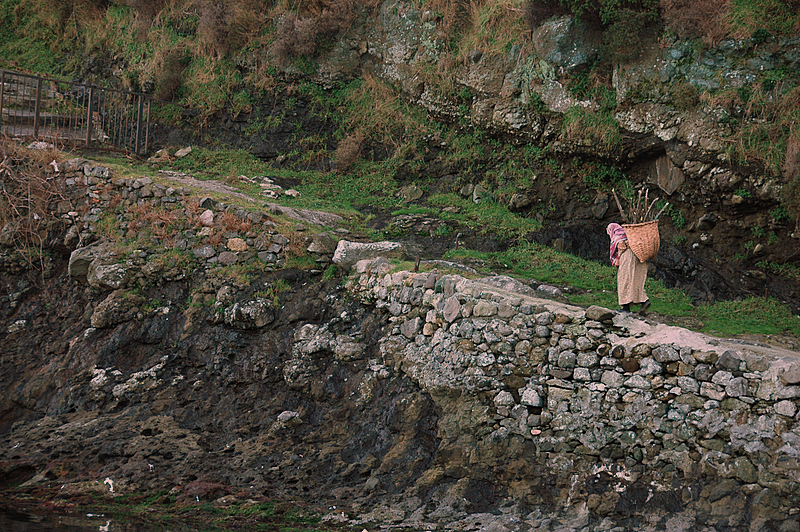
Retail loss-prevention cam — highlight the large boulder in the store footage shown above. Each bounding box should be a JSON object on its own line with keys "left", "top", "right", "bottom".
{"left": 69, "top": 239, "right": 128, "bottom": 289}
{"left": 90, "top": 289, "right": 141, "bottom": 328}
{"left": 531, "top": 15, "right": 601, "bottom": 71}
{"left": 223, "top": 298, "right": 275, "bottom": 329}
{"left": 332, "top": 240, "right": 404, "bottom": 270}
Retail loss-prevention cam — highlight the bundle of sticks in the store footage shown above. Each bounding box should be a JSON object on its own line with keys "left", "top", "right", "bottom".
{"left": 612, "top": 188, "right": 670, "bottom": 224}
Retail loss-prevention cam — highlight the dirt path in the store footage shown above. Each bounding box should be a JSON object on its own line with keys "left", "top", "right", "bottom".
{"left": 157, "top": 169, "right": 800, "bottom": 354}
{"left": 157, "top": 170, "right": 345, "bottom": 227}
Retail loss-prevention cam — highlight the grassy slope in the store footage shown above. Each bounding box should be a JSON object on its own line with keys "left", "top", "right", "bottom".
{"left": 0, "top": 0, "right": 799, "bottom": 339}
{"left": 93, "top": 145, "right": 800, "bottom": 340}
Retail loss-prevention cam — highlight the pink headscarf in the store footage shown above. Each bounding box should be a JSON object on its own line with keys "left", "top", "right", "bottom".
{"left": 606, "top": 223, "right": 627, "bottom": 267}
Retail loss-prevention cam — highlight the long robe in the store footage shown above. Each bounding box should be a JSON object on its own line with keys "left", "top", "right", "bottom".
{"left": 617, "top": 247, "right": 648, "bottom": 306}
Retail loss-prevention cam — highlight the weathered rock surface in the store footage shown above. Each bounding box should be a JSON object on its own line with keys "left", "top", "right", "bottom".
{"left": 3, "top": 252, "right": 800, "bottom": 531}
{"left": 333, "top": 240, "right": 405, "bottom": 270}
{"left": 3, "top": 4, "right": 800, "bottom": 528}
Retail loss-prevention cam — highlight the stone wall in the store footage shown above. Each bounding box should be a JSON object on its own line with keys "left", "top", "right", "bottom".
{"left": 346, "top": 262, "right": 800, "bottom": 528}
{"left": 5, "top": 152, "right": 800, "bottom": 530}
{"left": 53, "top": 157, "right": 295, "bottom": 274}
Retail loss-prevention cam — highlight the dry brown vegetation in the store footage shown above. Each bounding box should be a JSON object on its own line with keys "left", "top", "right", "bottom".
{"left": 197, "top": 0, "right": 268, "bottom": 57}
{"left": 283, "top": 230, "right": 310, "bottom": 259}
{"left": 270, "top": 0, "right": 356, "bottom": 61}
{"left": 661, "top": 0, "right": 731, "bottom": 46}
{"left": 733, "top": 84, "right": 800, "bottom": 173}
{"left": 221, "top": 210, "right": 252, "bottom": 233}
{"left": 0, "top": 138, "right": 70, "bottom": 270}
{"left": 334, "top": 132, "right": 364, "bottom": 173}
{"left": 198, "top": 0, "right": 230, "bottom": 57}
{"left": 783, "top": 136, "right": 800, "bottom": 183}
{"left": 125, "top": 0, "right": 171, "bottom": 23}
{"left": 152, "top": 47, "right": 190, "bottom": 100}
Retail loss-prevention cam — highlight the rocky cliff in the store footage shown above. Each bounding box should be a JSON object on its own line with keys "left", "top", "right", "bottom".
{"left": 138, "top": 2, "right": 800, "bottom": 311}
{"left": 3, "top": 2, "right": 800, "bottom": 530}
{"left": 2, "top": 156, "right": 800, "bottom": 531}
{"left": 330, "top": 6, "right": 800, "bottom": 310}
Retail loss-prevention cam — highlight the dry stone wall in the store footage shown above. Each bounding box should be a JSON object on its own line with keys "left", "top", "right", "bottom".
{"left": 54, "top": 157, "right": 294, "bottom": 272}
{"left": 346, "top": 262, "right": 800, "bottom": 528}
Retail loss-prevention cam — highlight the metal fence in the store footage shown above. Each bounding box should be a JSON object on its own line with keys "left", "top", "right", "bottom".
{"left": 0, "top": 69, "right": 153, "bottom": 155}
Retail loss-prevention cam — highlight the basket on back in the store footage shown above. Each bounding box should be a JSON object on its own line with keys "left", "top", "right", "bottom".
{"left": 622, "top": 220, "right": 660, "bottom": 262}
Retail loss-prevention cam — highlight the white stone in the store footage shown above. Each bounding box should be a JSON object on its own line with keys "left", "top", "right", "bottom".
{"left": 199, "top": 209, "right": 214, "bottom": 227}
{"left": 521, "top": 388, "right": 542, "bottom": 407}
{"left": 774, "top": 400, "right": 797, "bottom": 418}
{"left": 494, "top": 391, "right": 515, "bottom": 408}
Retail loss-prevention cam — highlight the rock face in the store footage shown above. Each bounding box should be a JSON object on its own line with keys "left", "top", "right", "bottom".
{"left": 3, "top": 5, "right": 800, "bottom": 529}
{"left": 143, "top": 2, "right": 800, "bottom": 311}
{"left": 2, "top": 252, "right": 800, "bottom": 531}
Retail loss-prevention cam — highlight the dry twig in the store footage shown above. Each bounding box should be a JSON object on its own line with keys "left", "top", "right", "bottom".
{"left": 612, "top": 187, "right": 667, "bottom": 224}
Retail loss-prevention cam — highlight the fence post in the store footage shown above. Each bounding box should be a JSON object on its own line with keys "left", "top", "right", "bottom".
{"left": 135, "top": 93, "right": 144, "bottom": 155}
{"left": 33, "top": 76, "right": 43, "bottom": 138}
{"left": 144, "top": 98, "right": 151, "bottom": 155}
{"left": 85, "top": 87, "right": 95, "bottom": 148}
{"left": 0, "top": 70, "right": 5, "bottom": 134}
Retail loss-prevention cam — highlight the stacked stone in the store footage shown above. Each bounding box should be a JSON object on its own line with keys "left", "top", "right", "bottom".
{"left": 349, "top": 267, "right": 800, "bottom": 523}
{"left": 52, "top": 158, "right": 289, "bottom": 270}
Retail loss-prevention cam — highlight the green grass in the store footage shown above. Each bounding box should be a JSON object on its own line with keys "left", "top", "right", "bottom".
{"left": 168, "top": 147, "right": 273, "bottom": 179}
{"left": 428, "top": 193, "right": 543, "bottom": 239}
{"left": 728, "top": 0, "right": 800, "bottom": 37}
{"left": 445, "top": 240, "right": 797, "bottom": 337}
{"left": 80, "top": 147, "right": 800, "bottom": 340}
{"left": 298, "top": 170, "right": 401, "bottom": 212}
{"left": 562, "top": 105, "right": 622, "bottom": 153}
{"left": 69, "top": 491, "right": 332, "bottom": 532}
{"left": 698, "top": 297, "right": 799, "bottom": 336}
{"left": 756, "top": 261, "right": 800, "bottom": 280}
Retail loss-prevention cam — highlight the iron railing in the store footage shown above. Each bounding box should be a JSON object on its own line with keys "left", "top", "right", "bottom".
{"left": 0, "top": 69, "right": 153, "bottom": 155}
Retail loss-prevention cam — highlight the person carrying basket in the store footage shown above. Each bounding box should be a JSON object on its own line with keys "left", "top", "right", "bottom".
{"left": 606, "top": 222, "right": 651, "bottom": 315}
{"left": 607, "top": 188, "right": 667, "bottom": 316}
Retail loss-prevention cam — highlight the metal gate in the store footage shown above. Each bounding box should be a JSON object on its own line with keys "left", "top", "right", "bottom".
{"left": 0, "top": 69, "right": 153, "bottom": 155}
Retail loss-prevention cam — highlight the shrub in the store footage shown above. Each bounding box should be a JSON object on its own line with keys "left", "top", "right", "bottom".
{"left": 661, "top": 0, "right": 730, "bottom": 46}
{"left": 270, "top": 0, "right": 355, "bottom": 61}
{"left": 153, "top": 48, "right": 190, "bottom": 100}
{"left": 334, "top": 132, "right": 365, "bottom": 173}
{"left": 671, "top": 81, "right": 700, "bottom": 110}
{"left": 783, "top": 171, "right": 800, "bottom": 226}
{"left": 727, "top": 0, "right": 799, "bottom": 38}
{"left": 783, "top": 136, "right": 800, "bottom": 183}
{"left": 582, "top": 163, "right": 628, "bottom": 192}
{"left": 529, "top": 92, "right": 548, "bottom": 114}
{"left": 669, "top": 206, "right": 686, "bottom": 229}
{"left": 0, "top": 139, "right": 68, "bottom": 271}
{"left": 125, "top": 0, "right": 169, "bottom": 23}
{"left": 602, "top": 8, "right": 651, "bottom": 62}
{"left": 198, "top": 0, "right": 229, "bottom": 57}
{"left": 523, "top": 0, "right": 658, "bottom": 30}
{"left": 770, "top": 205, "right": 791, "bottom": 223}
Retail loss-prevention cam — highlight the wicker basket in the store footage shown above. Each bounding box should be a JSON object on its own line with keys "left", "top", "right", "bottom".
{"left": 623, "top": 220, "right": 660, "bottom": 262}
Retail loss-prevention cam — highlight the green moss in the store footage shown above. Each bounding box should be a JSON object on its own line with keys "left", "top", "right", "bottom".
{"left": 563, "top": 105, "right": 622, "bottom": 152}
{"left": 728, "top": 0, "right": 799, "bottom": 36}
